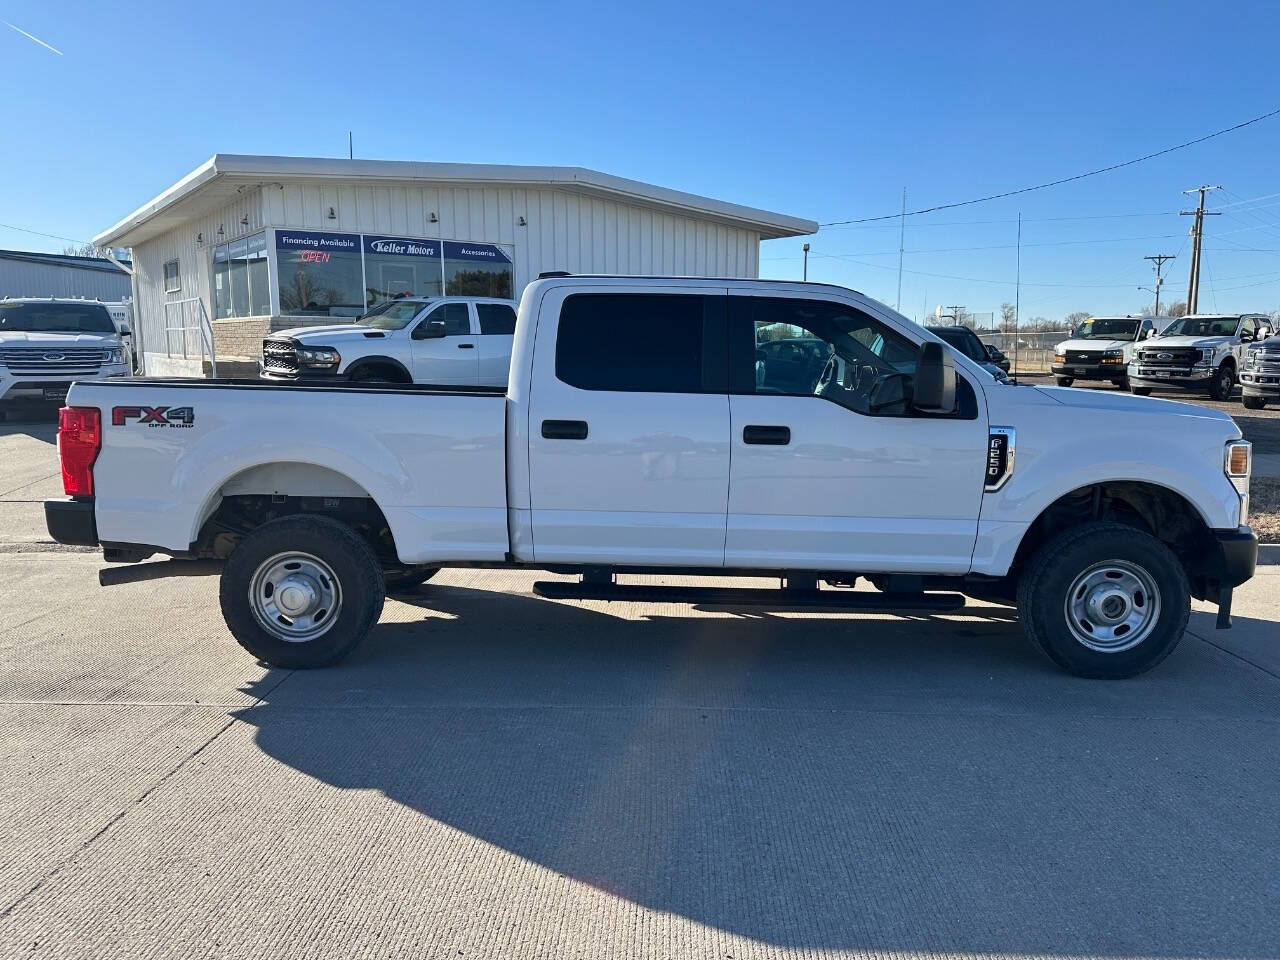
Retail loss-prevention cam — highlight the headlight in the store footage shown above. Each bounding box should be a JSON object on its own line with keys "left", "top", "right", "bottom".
{"left": 297, "top": 347, "right": 341, "bottom": 368}
{"left": 1101, "top": 349, "right": 1124, "bottom": 364}
{"left": 106, "top": 347, "right": 125, "bottom": 364}
{"left": 1054, "top": 354, "right": 1066, "bottom": 363}
{"left": 1200, "top": 347, "right": 1216, "bottom": 362}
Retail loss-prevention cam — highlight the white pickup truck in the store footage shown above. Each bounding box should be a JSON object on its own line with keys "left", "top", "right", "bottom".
{"left": 44, "top": 276, "right": 1257, "bottom": 678}
{"left": 1128, "top": 313, "right": 1272, "bottom": 400}
{"left": 1, "top": 298, "right": 131, "bottom": 418}
{"left": 260, "top": 296, "right": 518, "bottom": 386}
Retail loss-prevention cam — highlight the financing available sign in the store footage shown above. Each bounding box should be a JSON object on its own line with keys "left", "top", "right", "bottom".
{"left": 275, "top": 230, "right": 359, "bottom": 253}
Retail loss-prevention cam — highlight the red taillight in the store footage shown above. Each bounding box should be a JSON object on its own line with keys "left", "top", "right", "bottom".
{"left": 58, "top": 406, "right": 101, "bottom": 496}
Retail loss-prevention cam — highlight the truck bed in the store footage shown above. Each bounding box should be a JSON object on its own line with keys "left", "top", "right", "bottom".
{"left": 64, "top": 377, "right": 511, "bottom": 564}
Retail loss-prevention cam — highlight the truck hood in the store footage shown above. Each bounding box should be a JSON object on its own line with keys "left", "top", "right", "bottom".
{"left": 0, "top": 331, "right": 120, "bottom": 347}
{"left": 1034, "top": 384, "right": 1236, "bottom": 427}
{"left": 274, "top": 324, "right": 391, "bottom": 344}
{"left": 1055, "top": 338, "right": 1133, "bottom": 352}
{"left": 1142, "top": 335, "right": 1228, "bottom": 350}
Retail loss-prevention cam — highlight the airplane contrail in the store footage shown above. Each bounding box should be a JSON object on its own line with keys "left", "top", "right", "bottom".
{"left": 2, "top": 20, "right": 63, "bottom": 56}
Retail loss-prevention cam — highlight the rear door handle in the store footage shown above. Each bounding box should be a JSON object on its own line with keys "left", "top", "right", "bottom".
{"left": 743, "top": 424, "right": 790, "bottom": 445}
{"left": 541, "top": 419, "right": 589, "bottom": 440}
{"left": 457, "top": 342, "right": 475, "bottom": 349}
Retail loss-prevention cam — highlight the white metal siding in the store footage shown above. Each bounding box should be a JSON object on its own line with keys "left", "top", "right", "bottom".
{"left": 131, "top": 188, "right": 265, "bottom": 362}
{"left": 262, "top": 181, "right": 761, "bottom": 291}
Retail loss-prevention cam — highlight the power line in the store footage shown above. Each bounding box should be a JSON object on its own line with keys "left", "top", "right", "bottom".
{"left": 0, "top": 221, "right": 94, "bottom": 246}
{"left": 821, "top": 105, "right": 1280, "bottom": 226}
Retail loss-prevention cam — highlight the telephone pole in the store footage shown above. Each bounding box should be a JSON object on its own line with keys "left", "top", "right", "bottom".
{"left": 1143, "top": 253, "right": 1176, "bottom": 316}
{"left": 1180, "top": 186, "right": 1220, "bottom": 314}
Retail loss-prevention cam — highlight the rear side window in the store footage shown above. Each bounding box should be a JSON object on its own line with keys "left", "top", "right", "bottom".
{"left": 477, "top": 303, "right": 516, "bottom": 335}
{"left": 555, "top": 294, "right": 713, "bottom": 393}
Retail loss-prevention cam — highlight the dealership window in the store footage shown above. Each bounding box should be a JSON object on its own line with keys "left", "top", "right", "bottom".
{"left": 443, "top": 241, "right": 513, "bottom": 298}
{"left": 363, "top": 235, "right": 444, "bottom": 307}
{"left": 212, "top": 233, "right": 270, "bottom": 319}
{"left": 275, "top": 230, "right": 364, "bottom": 318}
{"left": 163, "top": 259, "right": 181, "bottom": 293}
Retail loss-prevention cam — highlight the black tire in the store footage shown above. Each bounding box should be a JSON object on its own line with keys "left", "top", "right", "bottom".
{"left": 383, "top": 565, "right": 440, "bottom": 591}
{"left": 1016, "top": 521, "right": 1189, "bottom": 679}
{"left": 1208, "top": 363, "right": 1235, "bottom": 401}
{"left": 1131, "top": 386, "right": 1152, "bottom": 396}
{"left": 1113, "top": 376, "right": 1130, "bottom": 390}
{"left": 1055, "top": 376, "right": 1073, "bottom": 387}
{"left": 219, "top": 515, "right": 385, "bottom": 668}
{"left": 1242, "top": 394, "right": 1267, "bottom": 410}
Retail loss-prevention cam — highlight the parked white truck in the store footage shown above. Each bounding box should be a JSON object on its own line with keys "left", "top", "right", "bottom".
{"left": 1051, "top": 315, "right": 1162, "bottom": 389}
{"left": 0, "top": 298, "right": 131, "bottom": 419}
{"left": 261, "top": 296, "right": 518, "bottom": 386}
{"left": 45, "top": 276, "right": 1256, "bottom": 678}
{"left": 1127, "top": 313, "right": 1272, "bottom": 400}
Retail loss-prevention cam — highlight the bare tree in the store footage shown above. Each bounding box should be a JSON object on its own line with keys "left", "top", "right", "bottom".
{"left": 1166, "top": 300, "right": 1188, "bottom": 318}
{"left": 1000, "top": 302, "right": 1016, "bottom": 333}
{"left": 61, "top": 243, "right": 106, "bottom": 259}
{"left": 1064, "top": 311, "right": 1091, "bottom": 327}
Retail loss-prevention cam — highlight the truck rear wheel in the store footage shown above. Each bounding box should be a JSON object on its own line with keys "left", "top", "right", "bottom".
{"left": 220, "top": 515, "right": 385, "bottom": 668}
{"left": 1016, "top": 521, "right": 1189, "bottom": 678}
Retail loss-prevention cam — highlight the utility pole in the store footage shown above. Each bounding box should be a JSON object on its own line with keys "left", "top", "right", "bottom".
{"left": 348, "top": 131, "right": 353, "bottom": 159}
{"left": 1180, "top": 186, "right": 1220, "bottom": 314}
{"left": 944, "top": 305, "right": 965, "bottom": 325}
{"left": 802, "top": 242, "right": 810, "bottom": 282}
{"left": 1014, "top": 212, "right": 1021, "bottom": 379}
{"left": 1143, "top": 253, "right": 1176, "bottom": 316}
{"left": 895, "top": 187, "right": 907, "bottom": 311}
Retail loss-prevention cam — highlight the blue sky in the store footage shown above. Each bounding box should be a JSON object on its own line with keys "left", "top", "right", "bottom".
{"left": 2, "top": 0, "right": 1278, "bottom": 322}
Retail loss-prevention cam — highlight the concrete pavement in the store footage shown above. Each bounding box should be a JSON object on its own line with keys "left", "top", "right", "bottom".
{"left": 2, "top": 415, "right": 1279, "bottom": 959}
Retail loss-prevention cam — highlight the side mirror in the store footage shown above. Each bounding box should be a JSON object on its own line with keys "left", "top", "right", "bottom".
{"left": 118, "top": 323, "right": 132, "bottom": 335}
{"left": 1144, "top": 328, "right": 1157, "bottom": 339}
{"left": 413, "top": 319, "right": 447, "bottom": 340}
{"left": 913, "top": 341, "right": 956, "bottom": 413}
{"left": 984, "top": 344, "right": 999, "bottom": 359}
{"left": 1240, "top": 331, "right": 1254, "bottom": 343}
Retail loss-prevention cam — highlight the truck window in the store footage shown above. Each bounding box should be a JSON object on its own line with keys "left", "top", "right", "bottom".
{"left": 731, "top": 297, "right": 920, "bottom": 415}
{"left": 423, "top": 302, "right": 471, "bottom": 336}
{"left": 555, "top": 294, "right": 709, "bottom": 393}
{"left": 0, "top": 302, "right": 116, "bottom": 334}
{"left": 477, "top": 303, "right": 516, "bottom": 335}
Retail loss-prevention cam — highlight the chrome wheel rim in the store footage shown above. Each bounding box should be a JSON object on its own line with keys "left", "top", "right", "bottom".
{"left": 1064, "top": 560, "right": 1161, "bottom": 653}
{"left": 248, "top": 551, "right": 342, "bottom": 643}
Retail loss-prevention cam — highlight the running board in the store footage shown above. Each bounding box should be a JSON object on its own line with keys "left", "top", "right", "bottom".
{"left": 532, "top": 580, "right": 965, "bottom": 611}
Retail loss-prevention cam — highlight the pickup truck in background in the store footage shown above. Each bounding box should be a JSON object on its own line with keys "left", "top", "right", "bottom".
{"left": 261, "top": 295, "right": 518, "bottom": 385}
{"left": 45, "top": 276, "right": 1256, "bottom": 679}
{"left": 1128, "top": 313, "right": 1272, "bottom": 400}
{"left": 1240, "top": 332, "right": 1280, "bottom": 409}
{"left": 0, "top": 299, "right": 131, "bottom": 420}
{"left": 1051, "top": 315, "right": 1162, "bottom": 389}
{"left": 924, "top": 325, "right": 1010, "bottom": 381}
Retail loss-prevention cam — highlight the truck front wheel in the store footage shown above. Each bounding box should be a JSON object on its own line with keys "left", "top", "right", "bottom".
{"left": 1208, "top": 363, "right": 1235, "bottom": 401}
{"left": 1242, "top": 394, "right": 1267, "bottom": 410}
{"left": 219, "top": 515, "right": 385, "bottom": 668}
{"left": 1130, "top": 386, "right": 1152, "bottom": 396}
{"left": 1055, "top": 376, "right": 1073, "bottom": 387}
{"left": 1016, "top": 521, "right": 1189, "bottom": 678}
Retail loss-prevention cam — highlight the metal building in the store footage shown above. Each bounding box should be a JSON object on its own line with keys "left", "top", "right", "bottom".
{"left": 0, "top": 249, "right": 132, "bottom": 302}
{"left": 93, "top": 154, "right": 816, "bottom": 375}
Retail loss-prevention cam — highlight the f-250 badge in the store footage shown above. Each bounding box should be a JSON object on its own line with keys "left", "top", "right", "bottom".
{"left": 111, "top": 405, "right": 195, "bottom": 428}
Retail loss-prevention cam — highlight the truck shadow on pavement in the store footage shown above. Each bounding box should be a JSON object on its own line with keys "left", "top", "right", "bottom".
{"left": 231, "top": 584, "right": 1280, "bottom": 956}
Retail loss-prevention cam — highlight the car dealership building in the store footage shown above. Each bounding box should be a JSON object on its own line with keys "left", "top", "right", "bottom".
{"left": 94, "top": 154, "right": 816, "bottom": 375}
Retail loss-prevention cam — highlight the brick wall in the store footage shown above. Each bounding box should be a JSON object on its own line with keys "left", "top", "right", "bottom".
{"left": 212, "top": 317, "right": 271, "bottom": 361}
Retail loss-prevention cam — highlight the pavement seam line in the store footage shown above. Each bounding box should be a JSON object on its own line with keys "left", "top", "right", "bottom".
{"left": 0, "top": 472, "right": 58, "bottom": 499}
{"left": 0, "top": 669, "right": 296, "bottom": 922}
{"left": 1186, "top": 626, "right": 1280, "bottom": 682}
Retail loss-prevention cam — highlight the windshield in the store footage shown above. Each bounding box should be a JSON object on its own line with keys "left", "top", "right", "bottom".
{"left": 0, "top": 302, "right": 116, "bottom": 334}
{"left": 1160, "top": 316, "right": 1240, "bottom": 338}
{"left": 1072, "top": 318, "right": 1140, "bottom": 341}
{"left": 356, "top": 299, "right": 428, "bottom": 330}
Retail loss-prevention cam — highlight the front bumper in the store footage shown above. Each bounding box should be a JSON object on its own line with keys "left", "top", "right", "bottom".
{"left": 1051, "top": 362, "right": 1126, "bottom": 380}
{"left": 1127, "top": 365, "right": 1214, "bottom": 389}
{"left": 45, "top": 498, "right": 99, "bottom": 546}
{"left": 1193, "top": 526, "right": 1258, "bottom": 629}
{"left": 1240, "top": 370, "right": 1280, "bottom": 397}
{"left": 0, "top": 365, "right": 130, "bottom": 404}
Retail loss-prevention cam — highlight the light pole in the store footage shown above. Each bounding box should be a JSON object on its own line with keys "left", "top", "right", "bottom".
{"left": 802, "top": 243, "right": 810, "bottom": 282}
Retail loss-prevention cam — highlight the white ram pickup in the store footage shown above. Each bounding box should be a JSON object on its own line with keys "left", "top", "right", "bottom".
{"left": 260, "top": 296, "right": 518, "bottom": 386}
{"left": 45, "top": 276, "right": 1258, "bottom": 678}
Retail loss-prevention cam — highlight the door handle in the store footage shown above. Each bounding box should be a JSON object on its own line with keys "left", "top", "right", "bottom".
{"left": 541, "top": 419, "right": 589, "bottom": 440}
{"left": 457, "top": 342, "right": 475, "bottom": 349}
{"left": 743, "top": 424, "right": 790, "bottom": 445}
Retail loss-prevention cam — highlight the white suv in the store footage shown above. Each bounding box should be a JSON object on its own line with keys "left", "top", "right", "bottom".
{"left": 0, "top": 298, "right": 131, "bottom": 419}
{"left": 261, "top": 296, "right": 518, "bottom": 386}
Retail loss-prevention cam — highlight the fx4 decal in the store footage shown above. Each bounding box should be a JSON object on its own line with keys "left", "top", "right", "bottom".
{"left": 111, "top": 405, "right": 195, "bottom": 428}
